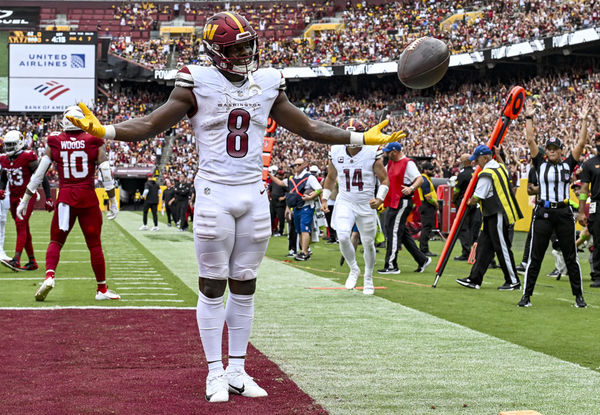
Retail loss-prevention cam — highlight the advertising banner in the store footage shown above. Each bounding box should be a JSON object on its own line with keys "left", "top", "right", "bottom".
{"left": 0, "top": 7, "right": 39, "bottom": 29}
{"left": 9, "top": 44, "right": 96, "bottom": 78}
{"left": 9, "top": 77, "right": 94, "bottom": 112}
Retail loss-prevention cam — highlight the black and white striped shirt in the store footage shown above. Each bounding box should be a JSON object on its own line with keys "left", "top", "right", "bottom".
{"left": 532, "top": 152, "right": 576, "bottom": 203}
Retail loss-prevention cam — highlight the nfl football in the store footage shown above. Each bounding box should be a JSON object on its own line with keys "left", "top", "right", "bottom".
{"left": 397, "top": 37, "right": 450, "bottom": 89}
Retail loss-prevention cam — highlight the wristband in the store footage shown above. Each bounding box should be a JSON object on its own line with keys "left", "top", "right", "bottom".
{"left": 314, "top": 189, "right": 322, "bottom": 196}
{"left": 376, "top": 184, "right": 389, "bottom": 201}
{"left": 104, "top": 125, "right": 116, "bottom": 140}
{"left": 322, "top": 188, "right": 332, "bottom": 201}
{"left": 581, "top": 233, "right": 590, "bottom": 241}
{"left": 579, "top": 193, "right": 588, "bottom": 201}
{"left": 349, "top": 132, "right": 364, "bottom": 146}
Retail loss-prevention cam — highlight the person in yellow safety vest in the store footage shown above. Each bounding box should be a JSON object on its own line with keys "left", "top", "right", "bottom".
{"left": 418, "top": 162, "right": 439, "bottom": 257}
{"left": 456, "top": 145, "right": 523, "bottom": 291}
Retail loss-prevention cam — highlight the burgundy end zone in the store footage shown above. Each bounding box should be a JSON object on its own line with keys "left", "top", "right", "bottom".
{"left": 0, "top": 309, "right": 327, "bottom": 415}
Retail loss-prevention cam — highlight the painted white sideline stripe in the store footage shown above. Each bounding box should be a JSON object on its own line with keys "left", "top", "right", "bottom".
{"left": 114, "top": 282, "right": 169, "bottom": 285}
{"left": 120, "top": 299, "right": 184, "bottom": 302}
{"left": 0, "top": 306, "right": 194, "bottom": 310}
{"left": 122, "top": 293, "right": 178, "bottom": 296}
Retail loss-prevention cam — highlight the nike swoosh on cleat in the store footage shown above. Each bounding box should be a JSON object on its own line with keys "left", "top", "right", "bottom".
{"left": 260, "top": 189, "right": 266, "bottom": 194}
{"left": 229, "top": 383, "right": 245, "bottom": 394}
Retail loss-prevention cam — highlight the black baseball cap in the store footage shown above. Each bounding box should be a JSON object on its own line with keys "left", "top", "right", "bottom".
{"left": 545, "top": 137, "right": 563, "bottom": 149}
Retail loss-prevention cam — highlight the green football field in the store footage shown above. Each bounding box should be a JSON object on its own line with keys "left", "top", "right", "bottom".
{"left": 1, "top": 210, "right": 599, "bottom": 414}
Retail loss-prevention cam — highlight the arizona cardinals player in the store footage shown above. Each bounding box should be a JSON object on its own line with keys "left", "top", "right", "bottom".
{"left": 66, "top": 11, "right": 405, "bottom": 403}
{"left": 15, "top": 106, "right": 120, "bottom": 301}
{"left": 0, "top": 130, "right": 54, "bottom": 271}
{"left": 321, "top": 118, "right": 389, "bottom": 295}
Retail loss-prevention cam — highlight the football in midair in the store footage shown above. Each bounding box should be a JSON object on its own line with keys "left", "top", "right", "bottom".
{"left": 397, "top": 37, "right": 450, "bottom": 90}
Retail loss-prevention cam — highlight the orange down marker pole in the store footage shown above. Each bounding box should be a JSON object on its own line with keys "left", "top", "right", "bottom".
{"left": 432, "top": 86, "right": 525, "bottom": 287}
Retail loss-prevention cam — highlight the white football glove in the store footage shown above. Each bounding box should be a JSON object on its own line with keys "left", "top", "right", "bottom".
{"left": 16, "top": 196, "right": 30, "bottom": 220}
{"left": 107, "top": 197, "right": 119, "bottom": 220}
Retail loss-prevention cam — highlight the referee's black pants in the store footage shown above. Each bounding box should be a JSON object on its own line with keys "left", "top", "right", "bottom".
{"left": 523, "top": 206, "right": 583, "bottom": 297}
{"left": 467, "top": 213, "right": 520, "bottom": 286}
{"left": 383, "top": 198, "right": 428, "bottom": 269}
{"left": 520, "top": 216, "right": 534, "bottom": 265}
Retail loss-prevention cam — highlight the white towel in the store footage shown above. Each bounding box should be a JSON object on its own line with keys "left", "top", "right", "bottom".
{"left": 58, "top": 203, "right": 70, "bottom": 231}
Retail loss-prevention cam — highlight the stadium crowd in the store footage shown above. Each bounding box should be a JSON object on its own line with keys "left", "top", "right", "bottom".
{"left": 107, "top": 0, "right": 599, "bottom": 69}
{"left": 1, "top": 68, "right": 599, "bottom": 187}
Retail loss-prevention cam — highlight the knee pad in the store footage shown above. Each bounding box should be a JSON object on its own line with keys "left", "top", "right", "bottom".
{"left": 337, "top": 230, "right": 352, "bottom": 244}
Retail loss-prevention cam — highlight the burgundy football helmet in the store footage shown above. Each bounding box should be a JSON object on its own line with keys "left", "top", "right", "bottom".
{"left": 203, "top": 12, "right": 259, "bottom": 76}
{"left": 341, "top": 118, "right": 367, "bottom": 133}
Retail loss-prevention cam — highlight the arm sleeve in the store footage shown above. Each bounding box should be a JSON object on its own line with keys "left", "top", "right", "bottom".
{"left": 403, "top": 161, "right": 421, "bottom": 184}
{"left": 308, "top": 175, "right": 322, "bottom": 191}
{"left": 473, "top": 176, "right": 493, "bottom": 199}
{"left": 531, "top": 152, "right": 544, "bottom": 169}
{"left": 580, "top": 161, "right": 590, "bottom": 183}
{"left": 565, "top": 154, "right": 577, "bottom": 170}
{"left": 420, "top": 178, "right": 431, "bottom": 193}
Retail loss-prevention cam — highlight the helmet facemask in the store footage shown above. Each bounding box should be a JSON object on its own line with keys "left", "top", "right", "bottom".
{"left": 3, "top": 130, "right": 25, "bottom": 156}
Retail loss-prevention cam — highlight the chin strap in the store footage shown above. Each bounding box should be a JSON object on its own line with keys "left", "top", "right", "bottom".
{"left": 247, "top": 72, "right": 262, "bottom": 97}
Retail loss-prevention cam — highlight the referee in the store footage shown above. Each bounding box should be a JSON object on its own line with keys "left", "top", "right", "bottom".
{"left": 518, "top": 103, "right": 589, "bottom": 308}
{"left": 579, "top": 132, "right": 600, "bottom": 288}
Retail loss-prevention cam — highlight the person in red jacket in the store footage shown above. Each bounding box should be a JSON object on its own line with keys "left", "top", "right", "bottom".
{"left": 379, "top": 142, "right": 432, "bottom": 274}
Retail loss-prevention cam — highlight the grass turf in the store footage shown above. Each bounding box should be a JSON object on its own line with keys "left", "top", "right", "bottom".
{"left": 265, "top": 231, "right": 600, "bottom": 372}
{"left": 0, "top": 211, "right": 197, "bottom": 307}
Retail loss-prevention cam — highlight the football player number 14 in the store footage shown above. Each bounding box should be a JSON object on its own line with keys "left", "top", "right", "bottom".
{"left": 226, "top": 109, "right": 250, "bottom": 158}
{"left": 60, "top": 150, "right": 89, "bottom": 179}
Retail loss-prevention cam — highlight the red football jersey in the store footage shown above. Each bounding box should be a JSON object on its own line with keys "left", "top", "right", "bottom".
{"left": 0, "top": 150, "right": 38, "bottom": 200}
{"left": 47, "top": 131, "right": 105, "bottom": 208}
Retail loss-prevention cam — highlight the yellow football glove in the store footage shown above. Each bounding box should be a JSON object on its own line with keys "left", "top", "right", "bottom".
{"left": 66, "top": 103, "right": 113, "bottom": 139}
{"left": 363, "top": 119, "right": 406, "bottom": 145}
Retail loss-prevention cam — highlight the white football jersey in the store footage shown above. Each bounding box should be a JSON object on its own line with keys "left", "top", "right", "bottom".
{"left": 329, "top": 145, "right": 380, "bottom": 213}
{"left": 177, "top": 66, "right": 285, "bottom": 185}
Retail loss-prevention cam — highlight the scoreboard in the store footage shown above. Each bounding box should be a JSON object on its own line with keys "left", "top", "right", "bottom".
{"left": 8, "top": 30, "right": 96, "bottom": 44}
{"left": 8, "top": 31, "right": 96, "bottom": 112}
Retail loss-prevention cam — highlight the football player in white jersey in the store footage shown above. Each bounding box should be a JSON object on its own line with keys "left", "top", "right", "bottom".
{"left": 66, "top": 11, "right": 405, "bottom": 404}
{"left": 0, "top": 136, "right": 12, "bottom": 261}
{"left": 321, "top": 118, "right": 389, "bottom": 295}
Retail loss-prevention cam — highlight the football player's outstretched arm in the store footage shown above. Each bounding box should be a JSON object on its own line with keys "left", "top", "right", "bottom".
{"left": 270, "top": 92, "right": 406, "bottom": 146}
{"left": 67, "top": 87, "right": 194, "bottom": 142}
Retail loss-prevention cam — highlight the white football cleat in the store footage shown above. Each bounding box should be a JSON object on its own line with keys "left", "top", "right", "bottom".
{"left": 35, "top": 278, "right": 55, "bottom": 301}
{"left": 345, "top": 266, "right": 360, "bottom": 290}
{"left": 363, "top": 275, "right": 374, "bottom": 295}
{"left": 151, "top": 226, "right": 159, "bottom": 232}
{"left": 95, "top": 289, "right": 121, "bottom": 300}
{"left": 205, "top": 371, "right": 229, "bottom": 403}
{"left": 139, "top": 225, "right": 148, "bottom": 231}
{"left": 226, "top": 367, "right": 267, "bottom": 398}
